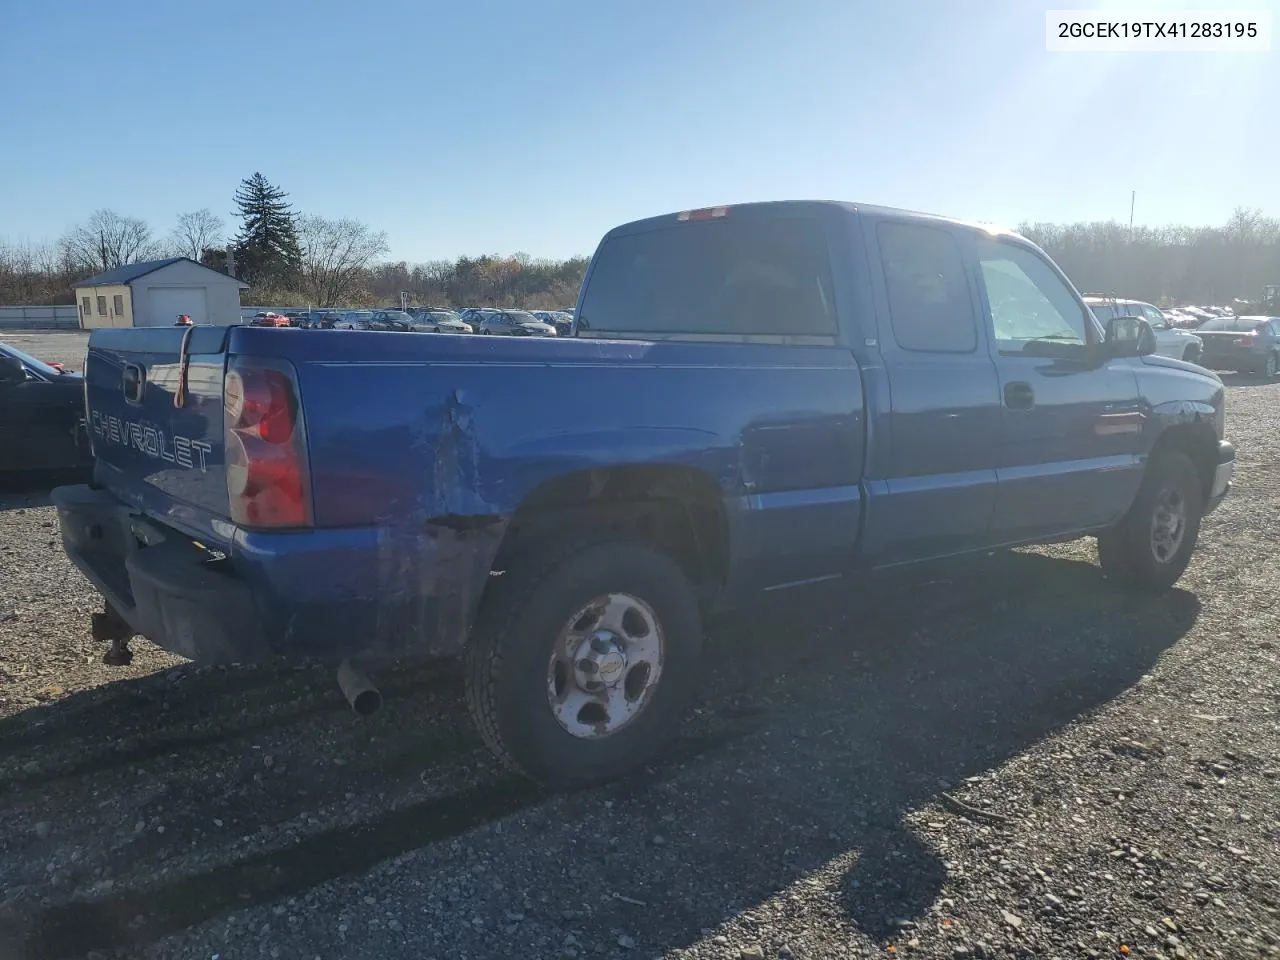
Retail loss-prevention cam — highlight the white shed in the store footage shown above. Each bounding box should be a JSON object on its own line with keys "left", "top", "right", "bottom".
{"left": 72, "top": 257, "right": 248, "bottom": 328}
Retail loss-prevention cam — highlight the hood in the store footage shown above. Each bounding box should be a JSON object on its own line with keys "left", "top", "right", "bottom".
{"left": 1141, "top": 353, "right": 1221, "bottom": 381}
{"left": 519, "top": 322, "right": 555, "bottom": 332}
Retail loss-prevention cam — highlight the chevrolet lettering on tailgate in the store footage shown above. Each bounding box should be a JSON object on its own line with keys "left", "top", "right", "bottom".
{"left": 90, "top": 411, "right": 212, "bottom": 471}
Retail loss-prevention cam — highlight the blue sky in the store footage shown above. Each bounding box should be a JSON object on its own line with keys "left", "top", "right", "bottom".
{"left": 1, "top": 0, "right": 1274, "bottom": 261}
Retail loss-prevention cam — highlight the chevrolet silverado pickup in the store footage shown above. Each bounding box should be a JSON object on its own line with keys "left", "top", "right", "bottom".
{"left": 53, "top": 201, "right": 1235, "bottom": 787}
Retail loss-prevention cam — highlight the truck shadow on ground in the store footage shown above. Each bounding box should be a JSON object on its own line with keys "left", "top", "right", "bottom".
{"left": 0, "top": 470, "right": 88, "bottom": 511}
{"left": 2, "top": 549, "right": 1199, "bottom": 959}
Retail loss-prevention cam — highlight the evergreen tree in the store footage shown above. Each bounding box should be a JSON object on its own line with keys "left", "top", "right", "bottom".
{"left": 232, "top": 173, "right": 301, "bottom": 286}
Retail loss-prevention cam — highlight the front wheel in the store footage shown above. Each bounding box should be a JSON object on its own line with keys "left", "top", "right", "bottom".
{"left": 1181, "top": 343, "right": 1201, "bottom": 364}
{"left": 1097, "top": 451, "right": 1203, "bottom": 591}
{"left": 465, "top": 540, "right": 702, "bottom": 788}
{"left": 1265, "top": 352, "right": 1278, "bottom": 378}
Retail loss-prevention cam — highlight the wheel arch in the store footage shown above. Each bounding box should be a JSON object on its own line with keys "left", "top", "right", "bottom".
{"left": 1147, "top": 421, "right": 1218, "bottom": 503}
{"left": 489, "top": 463, "right": 729, "bottom": 588}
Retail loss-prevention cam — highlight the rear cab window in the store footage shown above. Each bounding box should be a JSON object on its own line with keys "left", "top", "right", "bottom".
{"left": 578, "top": 214, "right": 837, "bottom": 338}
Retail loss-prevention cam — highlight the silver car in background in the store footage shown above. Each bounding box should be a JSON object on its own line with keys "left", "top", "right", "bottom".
{"left": 411, "top": 308, "right": 473, "bottom": 333}
{"left": 1084, "top": 297, "right": 1203, "bottom": 363}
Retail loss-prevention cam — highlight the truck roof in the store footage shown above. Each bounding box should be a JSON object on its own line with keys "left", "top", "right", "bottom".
{"left": 602, "top": 200, "right": 1021, "bottom": 243}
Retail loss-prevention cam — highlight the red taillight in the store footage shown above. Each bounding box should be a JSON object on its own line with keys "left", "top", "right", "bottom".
{"left": 224, "top": 358, "right": 311, "bottom": 529}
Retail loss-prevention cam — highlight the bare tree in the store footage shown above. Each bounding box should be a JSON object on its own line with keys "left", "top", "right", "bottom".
{"left": 170, "top": 208, "right": 225, "bottom": 260}
{"left": 60, "top": 209, "right": 156, "bottom": 273}
{"left": 298, "top": 215, "right": 389, "bottom": 306}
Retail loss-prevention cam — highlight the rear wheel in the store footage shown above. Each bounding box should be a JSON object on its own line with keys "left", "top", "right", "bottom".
{"left": 1181, "top": 343, "right": 1201, "bottom": 364}
{"left": 465, "top": 540, "right": 702, "bottom": 788}
{"left": 1097, "top": 451, "right": 1203, "bottom": 591}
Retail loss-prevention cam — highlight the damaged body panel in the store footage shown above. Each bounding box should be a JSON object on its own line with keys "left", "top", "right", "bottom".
{"left": 52, "top": 323, "right": 866, "bottom": 666}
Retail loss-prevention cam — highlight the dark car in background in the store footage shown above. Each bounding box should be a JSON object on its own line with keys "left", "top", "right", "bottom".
{"left": 533, "top": 310, "right": 574, "bottom": 336}
{"left": 473, "top": 309, "right": 557, "bottom": 336}
{"left": 367, "top": 310, "right": 414, "bottom": 332}
{"left": 1195, "top": 316, "right": 1280, "bottom": 376}
{"left": 0, "top": 341, "right": 93, "bottom": 475}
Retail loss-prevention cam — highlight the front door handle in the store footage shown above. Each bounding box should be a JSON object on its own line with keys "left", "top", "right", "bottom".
{"left": 1004, "top": 381, "right": 1035, "bottom": 410}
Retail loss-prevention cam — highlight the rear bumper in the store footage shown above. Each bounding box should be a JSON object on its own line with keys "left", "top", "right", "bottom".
{"left": 1206, "top": 440, "right": 1234, "bottom": 515}
{"left": 1202, "top": 349, "right": 1265, "bottom": 371}
{"left": 51, "top": 484, "right": 503, "bottom": 664}
{"left": 53, "top": 485, "right": 267, "bottom": 661}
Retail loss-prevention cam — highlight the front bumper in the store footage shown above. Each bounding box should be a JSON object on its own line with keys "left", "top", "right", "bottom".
{"left": 1206, "top": 440, "right": 1234, "bottom": 514}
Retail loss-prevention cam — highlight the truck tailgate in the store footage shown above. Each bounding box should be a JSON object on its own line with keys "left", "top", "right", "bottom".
{"left": 84, "top": 326, "right": 232, "bottom": 542}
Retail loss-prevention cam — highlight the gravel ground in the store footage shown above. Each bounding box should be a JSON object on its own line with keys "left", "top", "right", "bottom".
{"left": 1, "top": 330, "right": 1277, "bottom": 960}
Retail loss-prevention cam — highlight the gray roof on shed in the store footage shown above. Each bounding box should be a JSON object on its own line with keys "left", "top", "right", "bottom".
{"left": 72, "top": 257, "right": 245, "bottom": 289}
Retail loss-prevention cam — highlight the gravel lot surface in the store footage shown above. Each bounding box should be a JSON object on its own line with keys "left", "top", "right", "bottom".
{"left": 1, "top": 330, "right": 1277, "bottom": 960}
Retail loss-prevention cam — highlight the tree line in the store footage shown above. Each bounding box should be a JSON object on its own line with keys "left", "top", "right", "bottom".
{"left": 1017, "top": 207, "right": 1280, "bottom": 308}
{"left": 0, "top": 172, "right": 584, "bottom": 310}
{"left": 3, "top": 193, "right": 1278, "bottom": 311}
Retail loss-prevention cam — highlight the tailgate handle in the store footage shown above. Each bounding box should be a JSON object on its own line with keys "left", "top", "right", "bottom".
{"left": 121, "top": 363, "right": 146, "bottom": 405}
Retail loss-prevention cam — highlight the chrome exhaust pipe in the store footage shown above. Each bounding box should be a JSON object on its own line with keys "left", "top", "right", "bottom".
{"left": 337, "top": 659, "right": 382, "bottom": 716}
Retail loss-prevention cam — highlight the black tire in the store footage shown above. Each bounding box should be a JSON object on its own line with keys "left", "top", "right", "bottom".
{"left": 1097, "top": 451, "right": 1203, "bottom": 591}
{"left": 1266, "top": 352, "right": 1279, "bottom": 378}
{"left": 464, "top": 539, "right": 702, "bottom": 788}
{"left": 1181, "top": 344, "right": 1200, "bottom": 364}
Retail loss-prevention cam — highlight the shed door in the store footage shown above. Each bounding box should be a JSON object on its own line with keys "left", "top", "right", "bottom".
{"left": 146, "top": 286, "right": 209, "bottom": 326}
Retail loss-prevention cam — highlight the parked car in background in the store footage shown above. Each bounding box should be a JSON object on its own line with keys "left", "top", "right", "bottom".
{"left": 458, "top": 308, "right": 499, "bottom": 328}
{"left": 1195, "top": 316, "right": 1280, "bottom": 376}
{"left": 0, "top": 341, "right": 93, "bottom": 475}
{"left": 1084, "top": 297, "right": 1203, "bottom": 362}
{"left": 533, "top": 311, "right": 574, "bottom": 335}
{"left": 368, "top": 310, "right": 414, "bottom": 332}
{"left": 1174, "top": 306, "right": 1223, "bottom": 327}
{"left": 250, "top": 312, "right": 292, "bottom": 328}
{"left": 50, "top": 199, "right": 1235, "bottom": 789}
{"left": 473, "top": 309, "right": 557, "bottom": 336}
{"left": 333, "top": 311, "right": 376, "bottom": 330}
{"left": 411, "top": 308, "right": 473, "bottom": 333}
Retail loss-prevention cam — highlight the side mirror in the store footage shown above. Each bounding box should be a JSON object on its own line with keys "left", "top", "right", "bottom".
{"left": 1103, "top": 316, "right": 1157, "bottom": 358}
{"left": 0, "top": 355, "right": 27, "bottom": 384}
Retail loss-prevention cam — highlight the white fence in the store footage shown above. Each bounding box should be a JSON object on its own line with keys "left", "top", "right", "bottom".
{"left": 0, "top": 305, "right": 81, "bottom": 330}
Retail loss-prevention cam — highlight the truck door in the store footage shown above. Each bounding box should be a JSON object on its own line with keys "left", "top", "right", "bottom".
{"left": 973, "top": 236, "right": 1144, "bottom": 542}
{"left": 860, "top": 218, "right": 1002, "bottom": 565}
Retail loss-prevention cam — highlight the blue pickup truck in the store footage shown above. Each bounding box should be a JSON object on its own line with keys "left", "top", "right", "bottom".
{"left": 53, "top": 201, "right": 1235, "bottom": 787}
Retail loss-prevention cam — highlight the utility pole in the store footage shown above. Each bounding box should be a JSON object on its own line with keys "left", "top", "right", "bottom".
{"left": 1129, "top": 191, "right": 1136, "bottom": 243}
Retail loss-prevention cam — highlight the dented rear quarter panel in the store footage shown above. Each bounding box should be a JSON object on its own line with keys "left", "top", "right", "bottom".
{"left": 221, "top": 327, "right": 866, "bottom": 658}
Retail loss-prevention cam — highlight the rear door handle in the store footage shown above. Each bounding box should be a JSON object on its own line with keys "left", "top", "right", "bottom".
{"left": 1004, "top": 381, "right": 1035, "bottom": 410}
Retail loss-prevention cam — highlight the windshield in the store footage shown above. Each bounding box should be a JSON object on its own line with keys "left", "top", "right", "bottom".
{"left": 507, "top": 311, "right": 540, "bottom": 324}
{"left": 1, "top": 342, "right": 65, "bottom": 377}
{"left": 1087, "top": 303, "right": 1117, "bottom": 322}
